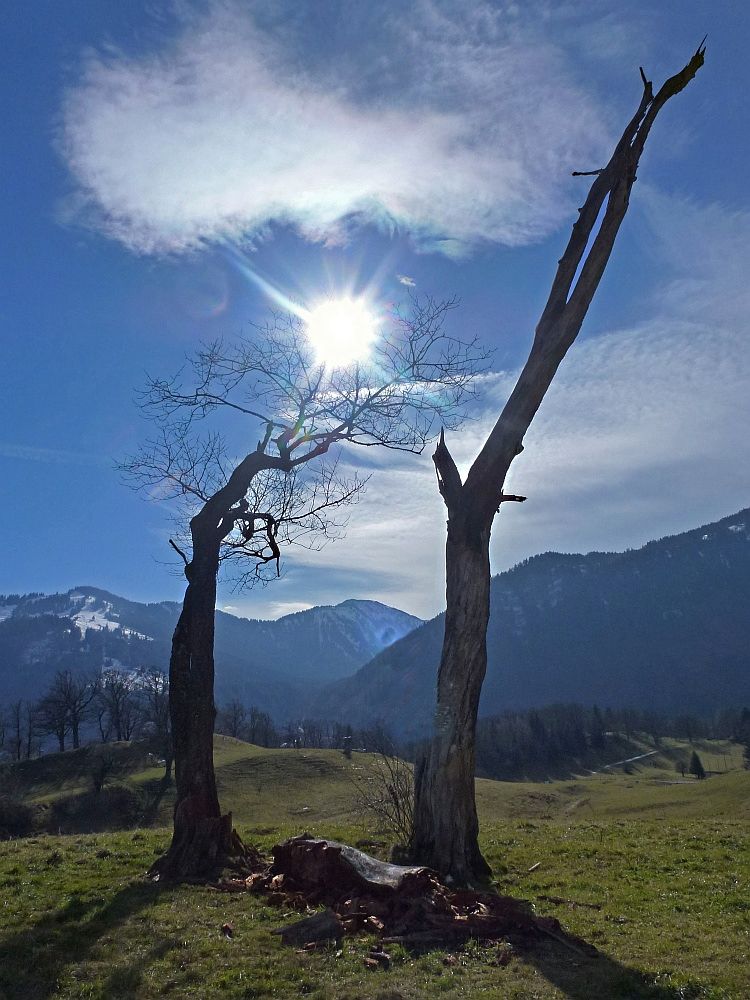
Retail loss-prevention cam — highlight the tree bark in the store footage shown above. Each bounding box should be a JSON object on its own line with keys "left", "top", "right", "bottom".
{"left": 411, "top": 46, "right": 705, "bottom": 884}
{"left": 412, "top": 505, "right": 493, "bottom": 884}
{"left": 149, "top": 448, "right": 286, "bottom": 879}
{"left": 149, "top": 524, "right": 240, "bottom": 878}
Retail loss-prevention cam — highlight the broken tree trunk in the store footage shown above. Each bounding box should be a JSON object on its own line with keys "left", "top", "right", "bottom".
{"left": 264, "top": 836, "right": 592, "bottom": 954}
{"left": 411, "top": 44, "right": 706, "bottom": 884}
{"left": 270, "top": 835, "right": 436, "bottom": 897}
{"left": 412, "top": 502, "right": 494, "bottom": 884}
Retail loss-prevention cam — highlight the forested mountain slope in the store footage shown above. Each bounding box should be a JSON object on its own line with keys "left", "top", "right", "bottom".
{"left": 317, "top": 509, "right": 750, "bottom": 735}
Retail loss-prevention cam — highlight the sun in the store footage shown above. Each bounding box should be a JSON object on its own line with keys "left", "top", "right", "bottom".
{"left": 304, "top": 296, "right": 377, "bottom": 368}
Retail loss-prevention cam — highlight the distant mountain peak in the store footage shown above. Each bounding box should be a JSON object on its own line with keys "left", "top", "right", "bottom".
{"left": 0, "top": 583, "right": 422, "bottom": 717}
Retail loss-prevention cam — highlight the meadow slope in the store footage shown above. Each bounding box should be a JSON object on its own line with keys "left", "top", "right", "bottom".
{"left": 1, "top": 737, "right": 748, "bottom": 999}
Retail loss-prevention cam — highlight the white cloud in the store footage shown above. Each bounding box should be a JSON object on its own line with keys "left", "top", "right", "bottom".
{"left": 0, "top": 442, "right": 108, "bottom": 466}
{"left": 274, "top": 196, "right": 750, "bottom": 618}
{"left": 397, "top": 275, "right": 417, "bottom": 287}
{"left": 59, "top": 0, "right": 611, "bottom": 255}
{"left": 265, "top": 600, "right": 314, "bottom": 619}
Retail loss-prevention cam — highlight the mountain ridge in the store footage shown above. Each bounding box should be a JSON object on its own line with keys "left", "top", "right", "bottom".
{"left": 315, "top": 507, "right": 750, "bottom": 734}
{"left": 3, "top": 507, "right": 749, "bottom": 730}
{"left": 0, "top": 587, "right": 421, "bottom": 718}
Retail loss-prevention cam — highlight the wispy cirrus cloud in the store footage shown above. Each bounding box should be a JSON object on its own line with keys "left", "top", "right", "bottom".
{"left": 0, "top": 442, "right": 108, "bottom": 466}
{"left": 59, "top": 0, "right": 612, "bottom": 256}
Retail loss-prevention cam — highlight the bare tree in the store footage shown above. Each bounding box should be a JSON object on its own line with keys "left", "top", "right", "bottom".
{"left": 7, "top": 701, "right": 23, "bottom": 761}
{"left": 124, "top": 298, "right": 485, "bottom": 877}
{"left": 246, "top": 706, "right": 278, "bottom": 747}
{"left": 411, "top": 46, "right": 706, "bottom": 883}
{"left": 299, "top": 718, "right": 326, "bottom": 747}
{"left": 38, "top": 672, "right": 98, "bottom": 752}
{"left": 37, "top": 691, "right": 70, "bottom": 753}
{"left": 139, "top": 667, "right": 173, "bottom": 782}
{"left": 7, "top": 700, "right": 38, "bottom": 760}
{"left": 96, "top": 700, "right": 113, "bottom": 744}
{"left": 216, "top": 700, "right": 248, "bottom": 740}
{"left": 59, "top": 671, "right": 98, "bottom": 750}
{"left": 23, "top": 702, "right": 38, "bottom": 760}
{"left": 98, "top": 669, "right": 141, "bottom": 742}
{"left": 351, "top": 737, "right": 414, "bottom": 851}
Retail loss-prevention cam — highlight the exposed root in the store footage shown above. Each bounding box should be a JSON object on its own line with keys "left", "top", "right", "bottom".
{"left": 148, "top": 812, "right": 263, "bottom": 882}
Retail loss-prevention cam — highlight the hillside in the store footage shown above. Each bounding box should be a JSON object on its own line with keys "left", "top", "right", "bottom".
{"left": 0, "top": 589, "right": 420, "bottom": 717}
{"left": 4, "top": 733, "right": 747, "bottom": 840}
{"left": 2, "top": 738, "right": 749, "bottom": 998}
{"left": 0, "top": 734, "right": 750, "bottom": 836}
{"left": 318, "top": 508, "right": 750, "bottom": 734}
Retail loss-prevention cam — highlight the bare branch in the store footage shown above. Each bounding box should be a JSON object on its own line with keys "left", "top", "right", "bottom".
{"left": 465, "top": 45, "right": 705, "bottom": 521}
{"left": 350, "top": 738, "right": 414, "bottom": 848}
{"left": 123, "top": 294, "right": 486, "bottom": 589}
{"left": 496, "top": 492, "right": 526, "bottom": 511}
{"left": 169, "top": 538, "right": 190, "bottom": 566}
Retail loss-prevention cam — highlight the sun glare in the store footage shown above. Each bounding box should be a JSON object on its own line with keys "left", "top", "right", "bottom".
{"left": 305, "top": 296, "right": 377, "bottom": 368}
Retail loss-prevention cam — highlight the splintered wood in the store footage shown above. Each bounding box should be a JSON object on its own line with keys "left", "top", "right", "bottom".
{"left": 218, "top": 834, "right": 596, "bottom": 954}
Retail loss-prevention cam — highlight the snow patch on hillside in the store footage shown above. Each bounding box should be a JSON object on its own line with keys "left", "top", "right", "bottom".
{"left": 68, "top": 592, "right": 152, "bottom": 640}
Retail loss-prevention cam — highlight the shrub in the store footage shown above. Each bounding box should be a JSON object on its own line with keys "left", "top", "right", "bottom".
{"left": 351, "top": 747, "right": 414, "bottom": 851}
{"left": 50, "top": 784, "right": 147, "bottom": 833}
{"left": 0, "top": 795, "right": 36, "bottom": 838}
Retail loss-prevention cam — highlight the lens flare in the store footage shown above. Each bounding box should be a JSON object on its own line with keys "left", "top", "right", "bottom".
{"left": 224, "top": 247, "right": 382, "bottom": 368}
{"left": 305, "top": 296, "right": 377, "bottom": 368}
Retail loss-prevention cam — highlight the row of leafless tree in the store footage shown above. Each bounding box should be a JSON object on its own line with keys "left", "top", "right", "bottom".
{"left": 214, "top": 700, "right": 397, "bottom": 753}
{"left": 0, "top": 668, "right": 172, "bottom": 774}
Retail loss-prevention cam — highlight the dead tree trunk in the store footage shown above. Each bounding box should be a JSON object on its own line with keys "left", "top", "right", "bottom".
{"left": 413, "top": 499, "right": 493, "bottom": 883}
{"left": 149, "top": 527, "right": 231, "bottom": 878}
{"left": 411, "top": 46, "right": 705, "bottom": 884}
{"left": 150, "top": 448, "right": 288, "bottom": 879}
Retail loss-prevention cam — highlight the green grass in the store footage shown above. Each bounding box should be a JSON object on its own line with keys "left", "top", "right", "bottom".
{"left": 1, "top": 737, "right": 749, "bottom": 998}
{"left": 10, "top": 734, "right": 748, "bottom": 835}
{"left": 1, "top": 818, "right": 748, "bottom": 999}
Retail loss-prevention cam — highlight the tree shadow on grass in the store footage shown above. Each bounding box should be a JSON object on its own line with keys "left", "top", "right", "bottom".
{"left": 0, "top": 874, "right": 696, "bottom": 1000}
{"left": 140, "top": 776, "right": 173, "bottom": 828}
{"left": 515, "top": 933, "right": 688, "bottom": 1000}
{"left": 98, "top": 936, "right": 182, "bottom": 999}
{"left": 0, "top": 879, "right": 169, "bottom": 1000}
{"left": 395, "top": 925, "right": 690, "bottom": 1000}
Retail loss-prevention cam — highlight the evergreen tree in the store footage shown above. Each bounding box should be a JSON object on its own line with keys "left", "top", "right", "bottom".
{"left": 689, "top": 750, "right": 706, "bottom": 780}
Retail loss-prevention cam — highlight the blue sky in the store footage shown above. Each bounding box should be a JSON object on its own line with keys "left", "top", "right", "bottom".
{"left": 2, "top": 1, "right": 749, "bottom": 620}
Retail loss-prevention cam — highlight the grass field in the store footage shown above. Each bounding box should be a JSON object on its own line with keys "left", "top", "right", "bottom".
{"left": 1, "top": 736, "right": 748, "bottom": 999}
